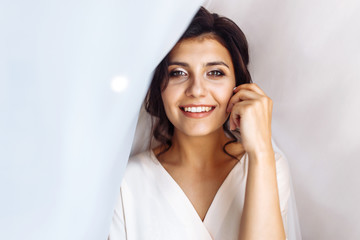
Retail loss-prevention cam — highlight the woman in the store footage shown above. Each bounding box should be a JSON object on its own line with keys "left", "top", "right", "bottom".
{"left": 109, "top": 7, "right": 290, "bottom": 240}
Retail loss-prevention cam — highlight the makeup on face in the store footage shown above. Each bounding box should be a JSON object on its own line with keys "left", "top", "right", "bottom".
{"left": 161, "top": 38, "right": 236, "bottom": 137}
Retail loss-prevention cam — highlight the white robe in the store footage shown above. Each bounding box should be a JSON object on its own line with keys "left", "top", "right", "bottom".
{"left": 108, "top": 149, "right": 290, "bottom": 240}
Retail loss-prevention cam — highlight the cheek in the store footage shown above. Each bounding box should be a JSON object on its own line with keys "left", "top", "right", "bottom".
{"left": 224, "top": 90, "right": 233, "bottom": 103}
{"left": 212, "top": 85, "right": 234, "bottom": 107}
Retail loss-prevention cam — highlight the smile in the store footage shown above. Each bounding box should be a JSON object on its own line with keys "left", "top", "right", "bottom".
{"left": 183, "top": 106, "right": 214, "bottom": 113}
{"left": 179, "top": 105, "right": 216, "bottom": 118}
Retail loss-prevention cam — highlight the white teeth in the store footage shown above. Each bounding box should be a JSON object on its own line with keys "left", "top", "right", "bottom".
{"left": 183, "top": 106, "right": 213, "bottom": 113}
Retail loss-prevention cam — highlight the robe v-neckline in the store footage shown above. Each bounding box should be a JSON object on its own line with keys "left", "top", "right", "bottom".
{"left": 148, "top": 150, "right": 246, "bottom": 239}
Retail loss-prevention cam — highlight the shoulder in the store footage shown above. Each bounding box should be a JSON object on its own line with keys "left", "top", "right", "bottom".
{"left": 122, "top": 149, "right": 157, "bottom": 184}
{"left": 127, "top": 150, "right": 152, "bottom": 167}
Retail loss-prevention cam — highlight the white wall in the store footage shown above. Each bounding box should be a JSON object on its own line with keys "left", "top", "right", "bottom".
{"left": 206, "top": 0, "right": 360, "bottom": 239}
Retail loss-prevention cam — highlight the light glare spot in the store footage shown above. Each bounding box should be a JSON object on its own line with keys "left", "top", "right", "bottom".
{"left": 111, "top": 76, "right": 128, "bottom": 92}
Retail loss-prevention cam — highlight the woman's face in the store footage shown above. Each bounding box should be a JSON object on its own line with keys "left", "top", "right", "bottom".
{"left": 161, "top": 37, "right": 236, "bottom": 137}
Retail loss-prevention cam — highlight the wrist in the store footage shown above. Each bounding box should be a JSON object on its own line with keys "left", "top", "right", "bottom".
{"left": 247, "top": 147, "right": 275, "bottom": 162}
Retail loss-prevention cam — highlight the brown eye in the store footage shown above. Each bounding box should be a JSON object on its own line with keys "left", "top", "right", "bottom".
{"left": 169, "top": 70, "right": 187, "bottom": 77}
{"left": 208, "top": 70, "right": 224, "bottom": 77}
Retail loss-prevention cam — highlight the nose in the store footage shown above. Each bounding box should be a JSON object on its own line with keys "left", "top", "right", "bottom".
{"left": 185, "top": 74, "right": 207, "bottom": 98}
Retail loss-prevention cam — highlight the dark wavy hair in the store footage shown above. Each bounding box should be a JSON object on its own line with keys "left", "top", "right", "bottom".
{"left": 145, "top": 6, "right": 252, "bottom": 158}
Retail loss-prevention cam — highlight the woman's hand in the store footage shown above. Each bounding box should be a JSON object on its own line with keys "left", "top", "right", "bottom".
{"left": 229, "top": 84, "right": 286, "bottom": 240}
{"left": 226, "top": 83, "right": 273, "bottom": 155}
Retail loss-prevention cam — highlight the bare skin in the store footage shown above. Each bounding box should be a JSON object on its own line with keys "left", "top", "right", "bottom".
{"left": 154, "top": 128, "right": 245, "bottom": 221}
{"left": 154, "top": 36, "right": 285, "bottom": 239}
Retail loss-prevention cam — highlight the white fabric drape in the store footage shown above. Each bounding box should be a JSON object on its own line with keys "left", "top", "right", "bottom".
{"left": 0, "top": 1, "right": 203, "bottom": 239}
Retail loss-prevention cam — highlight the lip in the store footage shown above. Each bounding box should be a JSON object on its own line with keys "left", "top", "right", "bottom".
{"left": 179, "top": 104, "right": 215, "bottom": 108}
{"left": 179, "top": 104, "right": 216, "bottom": 119}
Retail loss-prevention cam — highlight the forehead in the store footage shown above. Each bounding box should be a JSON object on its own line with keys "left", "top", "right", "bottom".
{"left": 168, "top": 37, "right": 233, "bottom": 67}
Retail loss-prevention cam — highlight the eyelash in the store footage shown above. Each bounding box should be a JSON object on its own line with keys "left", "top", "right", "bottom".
{"left": 169, "top": 70, "right": 187, "bottom": 77}
{"left": 208, "top": 70, "right": 225, "bottom": 77}
{"left": 169, "top": 70, "right": 225, "bottom": 78}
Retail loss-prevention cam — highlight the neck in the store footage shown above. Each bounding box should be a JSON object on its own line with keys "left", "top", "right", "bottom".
{"left": 164, "top": 128, "right": 234, "bottom": 169}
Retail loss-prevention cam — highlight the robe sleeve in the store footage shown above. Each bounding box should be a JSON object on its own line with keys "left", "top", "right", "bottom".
{"left": 274, "top": 151, "right": 291, "bottom": 239}
{"left": 108, "top": 187, "right": 127, "bottom": 240}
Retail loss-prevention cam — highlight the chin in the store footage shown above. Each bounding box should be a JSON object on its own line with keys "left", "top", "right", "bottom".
{"left": 185, "top": 131, "right": 213, "bottom": 137}
{"left": 178, "top": 124, "right": 224, "bottom": 138}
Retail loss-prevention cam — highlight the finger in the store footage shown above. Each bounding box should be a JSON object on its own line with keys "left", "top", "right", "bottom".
{"left": 233, "top": 83, "right": 266, "bottom": 96}
{"left": 227, "top": 89, "right": 262, "bottom": 112}
{"left": 229, "top": 112, "right": 238, "bottom": 130}
{"left": 229, "top": 101, "right": 254, "bottom": 129}
{"left": 234, "top": 83, "right": 265, "bottom": 95}
{"left": 230, "top": 109, "right": 241, "bottom": 129}
{"left": 229, "top": 115, "right": 236, "bottom": 130}
{"left": 230, "top": 100, "right": 253, "bottom": 116}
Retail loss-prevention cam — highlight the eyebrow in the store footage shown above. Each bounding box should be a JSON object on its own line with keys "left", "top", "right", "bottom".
{"left": 169, "top": 61, "right": 230, "bottom": 69}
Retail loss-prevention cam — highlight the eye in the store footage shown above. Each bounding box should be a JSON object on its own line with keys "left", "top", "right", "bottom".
{"left": 208, "top": 70, "right": 225, "bottom": 77}
{"left": 169, "top": 70, "right": 187, "bottom": 77}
